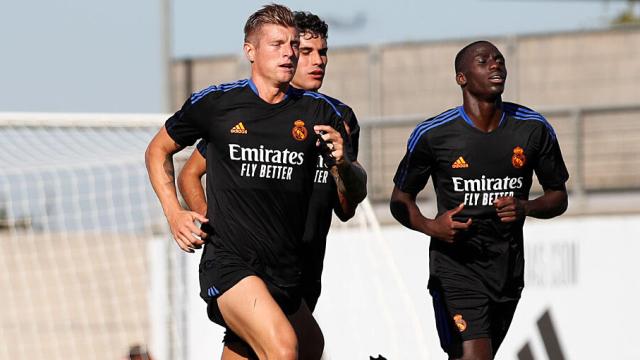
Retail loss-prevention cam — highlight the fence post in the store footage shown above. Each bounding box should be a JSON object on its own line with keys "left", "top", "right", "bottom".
{"left": 572, "top": 108, "right": 585, "bottom": 205}
{"left": 367, "top": 45, "right": 382, "bottom": 119}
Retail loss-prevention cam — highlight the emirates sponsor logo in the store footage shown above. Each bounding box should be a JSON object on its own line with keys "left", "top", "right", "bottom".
{"left": 229, "top": 144, "right": 305, "bottom": 181}
{"left": 452, "top": 175, "right": 525, "bottom": 206}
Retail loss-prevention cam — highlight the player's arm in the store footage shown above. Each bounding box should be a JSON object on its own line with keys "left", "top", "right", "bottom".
{"left": 526, "top": 188, "right": 568, "bottom": 218}
{"left": 314, "top": 124, "right": 368, "bottom": 220}
{"left": 390, "top": 187, "right": 471, "bottom": 243}
{"left": 494, "top": 188, "right": 567, "bottom": 223}
{"left": 145, "top": 126, "right": 207, "bottom": 253}
{"left": 332, "top": 114, "right": 366, "bottom": 221}
{"left": 332, "top": 160, "right": 366, "bottom": 221}
{"left": 177, "top": 146, "right": 207, "bottom": 217}
{"left": 390, "top": 130, "right": 470, "bottom": 242}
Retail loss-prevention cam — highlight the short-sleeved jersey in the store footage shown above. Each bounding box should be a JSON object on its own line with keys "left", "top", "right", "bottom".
{"left": 195, "top": 93, "right": 360, "bottom": 287}
{"left": 166, "top": 79, "right": 346, "bottom": 287}
{"left": 393, "top": 102, "right": 569, "bottom": 301}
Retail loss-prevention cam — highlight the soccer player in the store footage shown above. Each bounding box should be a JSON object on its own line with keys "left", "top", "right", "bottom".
{"left": 178, "top": 11, "right": 366, "bottom": 315}
{"left": 145, "top": 5, "right": 364, "bottom": 360}
{"left": 389, "top": 41, "right": 569, "bottom": 359}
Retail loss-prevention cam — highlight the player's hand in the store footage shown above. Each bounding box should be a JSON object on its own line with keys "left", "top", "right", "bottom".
{"left": 314, "top": 125, "right": 345, "bottom": 165}
{"left": 430, "top": 203, "right": 472, "bottom": 243}
{"left": 167, "top": 210, "right": 208, "bottom": 253}
{"left": 494, "top": 196, "right": 527, "bottom": 223}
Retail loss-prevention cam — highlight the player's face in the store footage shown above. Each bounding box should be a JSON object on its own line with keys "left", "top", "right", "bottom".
{"left": 459, "top": 43, "right": 507, "bottom": 99}
{"left": 246, "top": 24, "right": 300, "bottom": 86}
{"left": 291, "top": 33, "right": 328, "bottom": 91}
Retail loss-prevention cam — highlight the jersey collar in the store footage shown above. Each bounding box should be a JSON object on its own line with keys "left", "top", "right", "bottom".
{"left": 457, "top": 106, "right": 505, "bottom": 130}
{"left": 248, "top": 78, "right": 295, "bottom": 100}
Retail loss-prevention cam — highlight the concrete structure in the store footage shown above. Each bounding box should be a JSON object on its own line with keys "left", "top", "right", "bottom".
{"left": 170, "top": 26, "right": 640, "bottom": 202}
{"left": 172, "top": 26, "right": 640, "bottom": 116}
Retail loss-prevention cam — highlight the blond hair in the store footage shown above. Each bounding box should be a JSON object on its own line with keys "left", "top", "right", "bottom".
{"left": 244, "top": 4, "right": 296, "bottom": 43}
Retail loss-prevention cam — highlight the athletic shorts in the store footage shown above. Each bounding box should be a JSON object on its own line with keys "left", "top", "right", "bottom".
{"left": 199, "top": 240, "right": 303, "bottom": 344}
{"left": 430, "top": 286, "right": 519, "bottom": 357}
{"left": 301, "top": 278, "right": 321, "bottom": 312}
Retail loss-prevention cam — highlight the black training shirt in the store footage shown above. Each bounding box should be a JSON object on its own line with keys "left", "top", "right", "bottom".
{"left": 195, "top": 92, "right": 360, "bottom": 289}
{"left": 166, "top": 79, "right": 346, "bottom": 286}
{"left": 394, "top": 102, "right": 569, "bottom": 300}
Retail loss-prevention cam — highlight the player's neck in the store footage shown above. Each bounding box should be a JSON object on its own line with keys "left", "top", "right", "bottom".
{"left": 462, "top": 96, "right": 503, "bottom": 132}
{"left": 250, "top": 76, "right": 289, "bottom": 104}
{"left": 290, "top": 80, "right": 320, "bottom": 92}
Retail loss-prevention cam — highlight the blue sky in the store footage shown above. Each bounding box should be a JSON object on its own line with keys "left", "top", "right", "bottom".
{"left": 0, "top": 0, "right": 627, "bottom": 113}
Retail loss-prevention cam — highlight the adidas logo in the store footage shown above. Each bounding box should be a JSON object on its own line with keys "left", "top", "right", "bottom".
{"left": 230, "top": 122, "right": 248, "bottom": 134}
{"left": 518, "top": 309, "right": 566, "bottom": 360}
{"left": 452, "top": 156, "right": 469, "bottom": 169}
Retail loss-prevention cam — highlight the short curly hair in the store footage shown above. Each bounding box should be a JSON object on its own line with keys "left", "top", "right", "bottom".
{"left": 454, "top": 40, "right": 493, "bottom": 74}
{"left": 293, "top": 11, "right": 328, "bottom": 39}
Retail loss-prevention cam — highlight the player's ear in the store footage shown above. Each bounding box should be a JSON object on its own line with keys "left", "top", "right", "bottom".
{"left": 244, "top": 42, "right": 255, "bottom": 63}
{"left": 456, "top": 72, "right": 467, "bottom": 87}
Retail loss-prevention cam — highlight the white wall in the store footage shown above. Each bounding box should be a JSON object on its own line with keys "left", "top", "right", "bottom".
{"left": 152, "top": 215, "right": 640, "bottom": 359}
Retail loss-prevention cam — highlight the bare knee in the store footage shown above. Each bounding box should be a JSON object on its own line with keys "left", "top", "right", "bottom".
{"left": 250, "top": 317, "right": 298, "bottom": 360}
{"left": 260, "top": 330, "right": 297, "bottom": 360}
{"left": 247, "top": 329, "right": 298, "bottom": 360}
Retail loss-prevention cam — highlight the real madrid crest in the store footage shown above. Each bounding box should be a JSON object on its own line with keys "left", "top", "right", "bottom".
{"left": 292, "top": 120, "right": 307, "bottom": 141}
{"left": 512, "top": 146, "right": 526, "bottom": 169}
{"left": 453, "top": 314, "right": 467, "bottom": 332}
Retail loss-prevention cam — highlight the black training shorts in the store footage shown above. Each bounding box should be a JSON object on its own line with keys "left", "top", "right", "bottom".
{"left": 199, "top": 239, "right": 303, "bottom": 330}
{"left": 430, "top": 285, "right": 519, "bottom": 357}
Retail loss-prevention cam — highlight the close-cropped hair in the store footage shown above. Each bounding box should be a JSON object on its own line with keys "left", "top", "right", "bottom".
{"left": 454, "top": 40, "right": 493, "bottom": 73}
{"left": 244, "top": 3, "right": 296, "bottom": 43}
{"left": 293, "top": 11, "right": 328, "bottom": 39}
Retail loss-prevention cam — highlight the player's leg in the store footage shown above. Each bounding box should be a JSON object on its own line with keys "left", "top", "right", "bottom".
{"left": 220, "top": 329, "right": 258, "bottom": 360}
{"left": 288, "top": 300, "right": 324, "bottom": 360}
{"left": 217, "top": 288, "right": 321, "bottom": 360}
{"left": 456, "top": 338, "right": 492, "bottom": 360}
{"left": 430, "top": 285, "right": 494, "bottom": 360}
{"left": 218, "top": 304, "right": 322, "bottom": 360}
{"left": 221, "top": 343, "right": 255, "bottom": 360}
{"left": 217, "top": 275, "right": 298, "bottom": 360}
{"left": 430, "top": 288, "right": 464, "bottom": 358}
